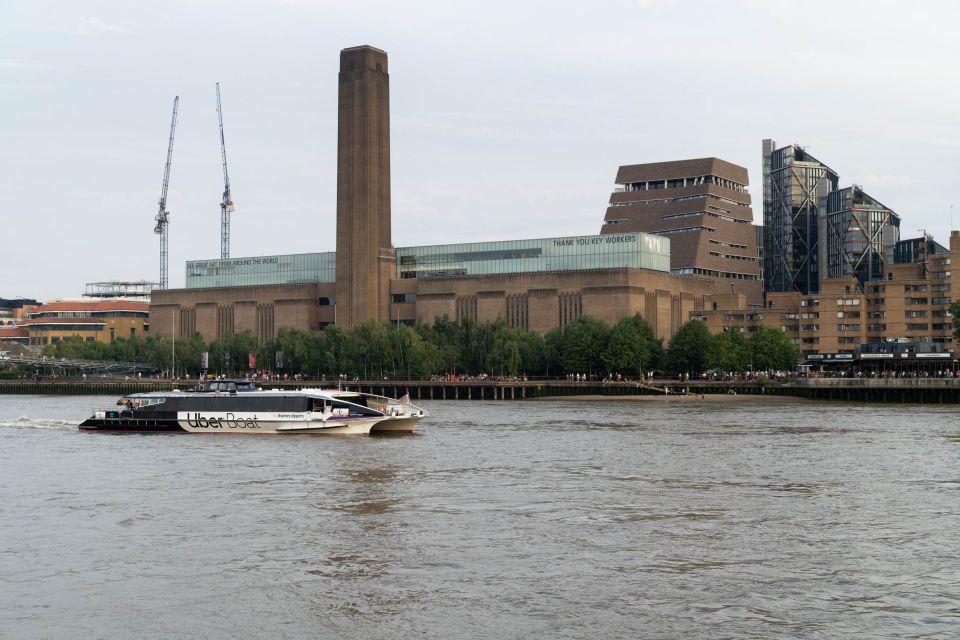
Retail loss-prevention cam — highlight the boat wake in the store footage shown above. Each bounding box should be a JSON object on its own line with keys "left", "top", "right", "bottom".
{"left": 0, "top": 416, "right": 76, "bottom": 431}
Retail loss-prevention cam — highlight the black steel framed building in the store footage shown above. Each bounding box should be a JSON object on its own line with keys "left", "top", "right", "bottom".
{"left": 824, "top": 186, "right": 901, "bottom": 284}
{"left": 762, "top": 139, "right": 839, "bottom": 295}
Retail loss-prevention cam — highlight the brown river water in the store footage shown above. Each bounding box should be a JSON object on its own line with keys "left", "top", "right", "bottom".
{"left": 1, "top": 395, "right": 959, "bottom": 639}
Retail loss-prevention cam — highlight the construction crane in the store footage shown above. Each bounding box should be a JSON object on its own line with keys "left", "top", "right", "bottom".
{"left": 216, "top": 82, "right": 235, "bottom": 259}
{"left": 154, "top": 96, "right": 179, "bottom": 290}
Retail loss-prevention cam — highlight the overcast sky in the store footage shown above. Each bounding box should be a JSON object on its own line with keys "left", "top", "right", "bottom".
{"left": 3, "top": 0, "right": 959, "bottom": 301}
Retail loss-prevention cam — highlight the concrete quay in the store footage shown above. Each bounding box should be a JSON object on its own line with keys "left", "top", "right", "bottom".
{"left": 3, "top": 378, "right": 960, "bottom": 403}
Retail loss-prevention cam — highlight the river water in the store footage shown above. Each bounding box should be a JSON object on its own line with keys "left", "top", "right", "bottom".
{"left": 1, "top": 395, "right": 960, "bottom": 639}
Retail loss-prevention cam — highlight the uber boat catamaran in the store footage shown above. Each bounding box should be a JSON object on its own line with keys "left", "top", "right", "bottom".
{"left": 322, "top": 388, "right": 427, "bottom": 433}
{"left": 78, "top": 379, "right": 427, "bottom": 435}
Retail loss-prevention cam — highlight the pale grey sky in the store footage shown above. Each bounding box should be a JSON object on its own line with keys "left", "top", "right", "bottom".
{"left": 3, "top": 0, "right": 959, "bottom": 301}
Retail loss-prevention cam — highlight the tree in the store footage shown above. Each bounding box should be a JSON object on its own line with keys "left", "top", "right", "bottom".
{"left": 559, "top": 316, "right": 609, "bottom": 377}
{"left": 665, "top": 320, "right": 712, "bottom": 375}
{"left": 516, "top": 330, "right": 547, "bottom": 377}
{"left": 602, "top": 314, "right": 655, "bottom": 376}
{"left": 707, "top": 328, "right": 750, "bottom": 372}
{"left": 950, "top": 301, "right": 960, "bottom": 339}
{"left": 749, "top": 326, "right": 799, "bottom": 371}
{"left": 209, "top": 331, "right": 259, "bottom": 374}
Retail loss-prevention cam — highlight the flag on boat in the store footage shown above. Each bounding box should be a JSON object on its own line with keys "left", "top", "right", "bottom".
{"left": 399, "top": 393, "right": 410, "bottom": 404}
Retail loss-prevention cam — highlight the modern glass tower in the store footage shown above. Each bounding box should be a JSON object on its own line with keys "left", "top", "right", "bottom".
{"left": 824, "top": 186, "right": 900, "bottom": 284}
{"left": 762, "top": 140, "right": 839, "bottom": 294}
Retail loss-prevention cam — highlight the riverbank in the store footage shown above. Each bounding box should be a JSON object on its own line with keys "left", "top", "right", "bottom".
{"left": 3, "top": 378, "right": 960, "bottom": 403}
{"left": 532, "top": 393, "right": 813, "bottom": 403}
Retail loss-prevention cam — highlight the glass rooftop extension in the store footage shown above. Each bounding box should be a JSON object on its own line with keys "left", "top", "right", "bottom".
{"left": 395, "top": 232, "right": 669, "bottom": 279}
{"left": 184, "top": 232, "right": 669, "bottom": 289}
{"left": 186, "top": 252, "right": 336, "bottom": 289}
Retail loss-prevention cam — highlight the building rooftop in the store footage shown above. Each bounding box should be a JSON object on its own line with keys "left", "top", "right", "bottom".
{"left": 27, "top": 300, "right": 149, "bottom": 314}
{"left": 616, "top": 157, "right": 749, "bottom": 186}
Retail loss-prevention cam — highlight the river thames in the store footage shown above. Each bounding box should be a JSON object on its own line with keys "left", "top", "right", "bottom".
{"left": 1, "top": 395, "right": 959, "bottom": 639}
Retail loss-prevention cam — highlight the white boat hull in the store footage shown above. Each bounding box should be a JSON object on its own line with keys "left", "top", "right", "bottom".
{"left": 176, "top": 411, "right": 379, "bottom": 435}
{"left": 370, "top": 415, "right": 424, "bottom": 433}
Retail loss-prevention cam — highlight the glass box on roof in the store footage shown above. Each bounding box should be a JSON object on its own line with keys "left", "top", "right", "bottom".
{"left": 395, "top": 232, "right": 669, "bottom": 280}
{"left": 186, "top": 252, "right": 336, "bottom": 289}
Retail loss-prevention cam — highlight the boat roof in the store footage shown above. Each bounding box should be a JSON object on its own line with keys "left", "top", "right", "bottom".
{"left": 124, "top": 388, "right": 345, "bottom": 400}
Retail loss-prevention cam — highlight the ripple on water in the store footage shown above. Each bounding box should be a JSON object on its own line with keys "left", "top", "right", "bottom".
{"left": 1, "top": 397, "right": 959, "bottom": 639}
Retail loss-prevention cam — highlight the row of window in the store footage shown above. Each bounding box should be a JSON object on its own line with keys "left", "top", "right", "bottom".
{"left": 781, "top": 322, "right": 955, "bottom": 335}
{"left": 623, "top": 175, "right": 746, "bottom": 193}
{"left": 672, "top": 267, "right": 759, "bottom": 280}
{"left": 657, "top": 225, "right": 716, "bottom": 235}
{"left": 709, "top": 239, "right": 748, "bottom": 250}
{"left": 709, "top": 251, "right": 757, "bottom": 262}
{"left": 609, "top": 193, "right": 750, "bottom": 209}
{"left": 28, "top": 336, "right": 97, "bottom": 345}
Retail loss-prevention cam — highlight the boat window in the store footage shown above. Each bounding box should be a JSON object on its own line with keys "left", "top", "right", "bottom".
{"left": 124, "top": 397, "right": 166, "bottom": 409}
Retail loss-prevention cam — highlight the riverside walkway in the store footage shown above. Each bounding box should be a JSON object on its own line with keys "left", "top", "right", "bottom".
{"left": 3, "top": 377, "right": 960, "bottom": 403}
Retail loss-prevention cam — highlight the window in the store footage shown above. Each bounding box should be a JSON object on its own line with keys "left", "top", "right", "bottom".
{"left": 933, "top": 297, "right": 952, "bottom": 305}
{"left": 906, "top": 323, "right": 929, "bottom": 331}
{"left": 837, "top": 324, "right": 861, "bottom": 331}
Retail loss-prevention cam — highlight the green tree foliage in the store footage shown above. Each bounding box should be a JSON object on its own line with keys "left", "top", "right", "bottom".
{"left": 950, "top": 301, "right": 960, "bottom": 339}
{"left": 209, "top": 331, "right": 259, "bottom": 374}
{"left": 557, "top": 316, "right": 610, "bottom": 377}
{"left": 602, "top": 314, "right": 658, "bottom": 376}
{"left": 707, "top": 328, "right": 750, "bottom": 372}
{"left": 33, "top": 313, "right": 796, "bottom": 379}
{"left": 748, "top": 326, "right": 799, "bottom": 371}
{"left": 665, "top": 320, "right": 712, "bottom": 375}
